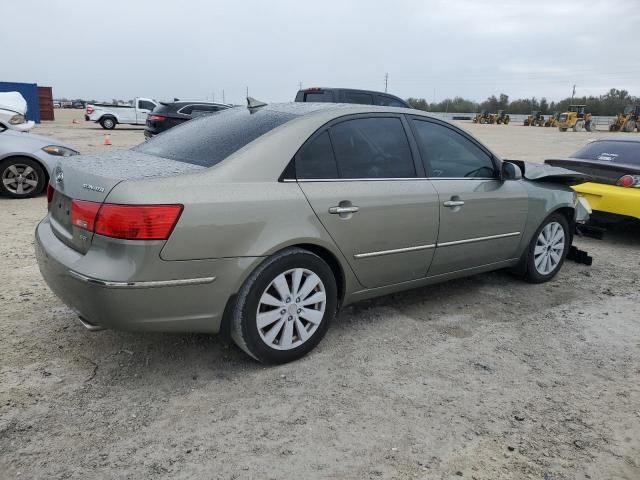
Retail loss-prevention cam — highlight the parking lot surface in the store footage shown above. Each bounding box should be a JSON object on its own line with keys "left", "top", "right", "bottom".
{"left": 1, "top": 109, "right": 639, "bottom": 479}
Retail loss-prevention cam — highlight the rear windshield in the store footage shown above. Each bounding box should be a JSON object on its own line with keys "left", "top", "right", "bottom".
{"left": 572, "top": 141, "right": 640, "bottom": 166}
{"left": 134, "top": 107, "right": 297, "bottom": 167}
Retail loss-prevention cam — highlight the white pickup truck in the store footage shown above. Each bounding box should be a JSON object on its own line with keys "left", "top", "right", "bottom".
{"left": 85, "top": 97, "right": 157, "bottom": 130}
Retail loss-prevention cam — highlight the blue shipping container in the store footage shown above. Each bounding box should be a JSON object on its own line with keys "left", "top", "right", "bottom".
{"left": 0, "top": 81, "right": 41, "bottom": 123}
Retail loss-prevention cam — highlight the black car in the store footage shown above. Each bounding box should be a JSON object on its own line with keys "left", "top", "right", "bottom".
{"left": 295, "top": 87, "right": 409, "bottom": 108}
{"left": 144, "top": 100, "right": 231, "bottom": 138}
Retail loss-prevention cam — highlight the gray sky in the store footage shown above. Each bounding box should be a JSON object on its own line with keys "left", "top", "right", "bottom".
{"left": 4, "top": 0, "right": 639, "bottom": 104}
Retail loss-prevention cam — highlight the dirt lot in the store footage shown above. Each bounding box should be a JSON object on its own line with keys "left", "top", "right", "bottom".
{"left": 1, "top": 109, "right": 639, "bottom": 479}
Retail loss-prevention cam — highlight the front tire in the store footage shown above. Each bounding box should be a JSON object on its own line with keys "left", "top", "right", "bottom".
{"left": 100, "top": 116, "right": 116, "bottom": 129}
{"left": 0, "top": 157, "right": 46, "bottom": 199}
{"left": 524, "top": 213, "right": 570, "bottom": 283}
{"left": 231, "top": 248, "right": 338, "bottom": 364}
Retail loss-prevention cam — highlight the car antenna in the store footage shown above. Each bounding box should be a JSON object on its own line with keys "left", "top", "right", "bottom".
{"left": 247, "top": 97, "right": 268, "bottom": 112}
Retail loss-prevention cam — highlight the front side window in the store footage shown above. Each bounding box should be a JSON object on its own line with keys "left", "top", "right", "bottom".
{"left": 411, "top": 120, "right": 496, "bottom": 178}
{"left": 296, "top": 131, "right": 338, "bottom": 179}
{"left": 329, "top": 117, "right": 415, "bottom": 178}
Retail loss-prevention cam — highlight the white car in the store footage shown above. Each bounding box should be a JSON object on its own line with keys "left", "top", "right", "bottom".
{"left": 85, "top": 97, "right": 157, "bottom": 129}
{"left": 0, "top": 92, "right": 35, "bottom": 132}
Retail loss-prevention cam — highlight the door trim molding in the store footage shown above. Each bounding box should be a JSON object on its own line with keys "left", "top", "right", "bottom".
{"left": 437, "top": 231, "right": 521, "bottom": 247}
{"left": 354, "top": 243, "right": 436, "bottom": 259}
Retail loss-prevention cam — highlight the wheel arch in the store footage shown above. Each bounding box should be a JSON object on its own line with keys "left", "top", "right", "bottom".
{"left": 218, "top": 242, "right": 347, "bottom": 340}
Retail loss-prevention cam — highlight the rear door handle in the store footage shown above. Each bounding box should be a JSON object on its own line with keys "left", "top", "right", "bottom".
{"left": 443, "top": 200, "right": 465, "bottom": 207}
{"left": 329, "top": 206, "right": 359, "bottom": 214}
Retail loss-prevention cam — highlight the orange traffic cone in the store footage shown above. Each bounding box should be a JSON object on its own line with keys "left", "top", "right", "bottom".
{"left": 103, "top": 133, "right": 112, "bottom": 146}
{"left": 72, "top": 119, "right": 80, "bottom": 124}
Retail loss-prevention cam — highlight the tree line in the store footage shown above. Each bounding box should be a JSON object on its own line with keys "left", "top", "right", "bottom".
{"left": 406, "top": 88, "right": 639, "bottom": 116}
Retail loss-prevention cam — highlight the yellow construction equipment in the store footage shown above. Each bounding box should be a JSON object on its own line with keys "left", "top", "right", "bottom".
{"left": 544, "top": 112, "right": 560, "bottom": 127}
{"left": 557, "top": 105, "right": 596, "bottom": 132}
{"left": 472, "top": 111, "right": 492, "bottom": 124}
{"left": 524, "top": 111, "right": 545, "bottom": 126}
{"left": 609, "top": 105, "right": 640, "bottom": 132}
{"left": 495, "top": 110, "right": 510, "bottom": 124}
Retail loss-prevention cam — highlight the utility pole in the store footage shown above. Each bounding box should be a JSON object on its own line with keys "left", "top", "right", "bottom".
{"left": 245, "top": 86, "right": 249, "bottom": 98}
{"left": 298, "top": 81, "right": 302, "bottom": 90}
{"left": 384, "top": 73, "right": 388, "bottom": 93}
{"left": 222, "top": 89, "right": 225, "bottom": 104}
{"left": 571, "top": 84, "right": 576, "bottom": 103}
{"left": 212, "top": 90, "right": 215, "bottom": 102}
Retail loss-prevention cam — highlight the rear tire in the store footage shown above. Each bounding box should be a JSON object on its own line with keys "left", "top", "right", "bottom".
{"left": 231, "top": 248, "right": 338, "bottom": 364}
{"left": 559, "top": 127, "right": 568, "bottom": 132}
{"left": 624, "top": 120, "right": 636, "bottom": 132}
{"left": 0, "top": 157, "right": 46, "bottom": 199}
{"left": 524, "top": 213, "right": 570, "bottom": 283}
{"left": 100, "top": 116, "right": 116, "bottom": 129}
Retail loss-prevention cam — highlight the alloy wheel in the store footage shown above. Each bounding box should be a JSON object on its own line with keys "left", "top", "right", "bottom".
{"left": 534, "top": 221, "right": 565, "bottom": 275}
{"left": 256, "top": 268, "right": 326, "bottom": 350}
{"left": 2, "top": 164, "right": 39, "bottom": 196}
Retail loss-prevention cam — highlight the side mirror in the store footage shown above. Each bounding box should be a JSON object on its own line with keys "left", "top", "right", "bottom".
{"left": 501, "top": 162, "right": 522, "bottom": 180}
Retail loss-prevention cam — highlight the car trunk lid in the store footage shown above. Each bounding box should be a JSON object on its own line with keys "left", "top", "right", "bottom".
{"left": 48, "top": 150, "right": 204, "bottom": 253}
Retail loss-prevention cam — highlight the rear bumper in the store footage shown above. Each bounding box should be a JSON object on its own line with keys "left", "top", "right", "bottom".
{"left": 572, "top": 182, "right": 640, "bottom": 220}
{"left": 35, "top": 216, "right": 259, "bottom": 333}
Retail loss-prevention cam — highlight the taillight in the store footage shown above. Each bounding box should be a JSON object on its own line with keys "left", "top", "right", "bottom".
{"left": 69, "top": 201, "right": 183, "bottom": 240}
{"left": 95, "top": 204, "right": 183, "bottom": 240}
{"left": 71, "top": 200, "right": 101, "bottom": 231}
{"left": 47, "top": 184, "right": 55, "bottom": 203}
{"left": 616, "top": 174, "right": 640, "bottom": 188}
{"left": 86, "top": 106, "right": 94, "bottom": 114}
{"left": 147, "top": 114, "right": 166, "bottom": 122}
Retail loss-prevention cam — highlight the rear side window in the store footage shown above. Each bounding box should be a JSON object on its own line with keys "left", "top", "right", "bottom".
{"left": 296, "top": 131, "right": 338, "bottom": 179}
{"left": 342, "top": 91, "right": 373, "bottom": 105}
{"left": 303, "top": 91, "right": 334, "bottom": 102}
{"left": 134, "top": 107, "right": 297, "bottom": 167}
{"left": 572, "top": 141, "right": 640, "bottom": 165}
{"left": 412, "top": 120, "right": 496, "bottom": 178}
{"left": 329, "top": 117, "right": 415, "bottom": 178}
{"left": 179, "top": 104, "right": 224, "bottom": 115}
{"left": 376, "top": 96, "right": 407, "bottom": 107}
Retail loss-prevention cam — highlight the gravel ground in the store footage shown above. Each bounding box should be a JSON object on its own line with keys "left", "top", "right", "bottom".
{"left": 1, "top": 109, "right": 639, "bottom": 479}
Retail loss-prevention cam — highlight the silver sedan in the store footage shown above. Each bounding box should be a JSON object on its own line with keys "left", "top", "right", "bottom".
{"left": 35, "top": 102, "right": 589, "bottom": 363}
{"left": 0, "top": 127, "right": 79, "bottom": 198}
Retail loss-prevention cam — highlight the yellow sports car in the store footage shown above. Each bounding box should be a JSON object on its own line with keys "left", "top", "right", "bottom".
{"left": 545, "top": 138, "right": 640, "bottom": 223}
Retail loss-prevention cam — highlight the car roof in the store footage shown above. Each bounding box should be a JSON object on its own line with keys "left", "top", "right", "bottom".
{"left": 588, "top": 136, "right": 640, "bottom": 144}
{"left": 161, "top": 100, "right": 231, "bottom": 107}
{"left": 259, "top": 101, "right": 422, "bottom": 117}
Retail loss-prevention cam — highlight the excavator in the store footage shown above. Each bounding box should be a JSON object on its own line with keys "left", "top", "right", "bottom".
{"left": 609, "top": 105, "right": 640, "bottom": 132}
{"left": 544, "top": 112, "right": 560, "bottom": 128}
{"left": 524, "top": 111, "right": 545, "bottom": 127}
{"left": 557, "top": 105, "right": 596, "bottom": 132}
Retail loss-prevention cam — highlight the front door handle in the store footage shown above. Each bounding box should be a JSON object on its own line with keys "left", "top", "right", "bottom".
{"left": 329, "top": 206, "right": 359, "bottom": 214}
{"left": 443, "top": 200, "right": 465, "bottom": 207}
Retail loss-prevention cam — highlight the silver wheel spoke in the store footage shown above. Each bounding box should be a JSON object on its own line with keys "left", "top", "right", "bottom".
{"left": 8, "top": 165, "right": 19, "bottom": 176}
{"left": 257, "top": 309, "right": 283, "bottom": 329}
{"left": 534, "top": 245, "right": 545, "bottom": 255}
{"left": 299, "top": 308, "right": 323, "bottom": 325}
{"left": 295, "top": 318, "right": 310, "bottom": 342}
{"left": 291, "top": 269, "right": 303, "bottom": 298}
{"left": 16, "top": 183, "right": 24, "bottom": 194}
{"left": 24, "top": 179, "right": 38, "bottom": 187}
{"left": 22, "top": 166, "right": 34, "bottom": 177}
{"left": 272, "top": 273, "right": 291, "bottom": 301}
{"left": 260, "top": 293, "right": 283, "bottom": 308}
{"left": 2, "top": 178, "right": 16, "bottom": 186}
{"left": 263, "top": 318, "right": 285, "bottom": 344}
{"left": 280, "top": 320, "right": 294, "bottom": 349}
{"left": 300, "top": 291, "right": 326, "bottom": 306}
{"left": 297, "top": 273, "right": 321, "bottom": 301}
